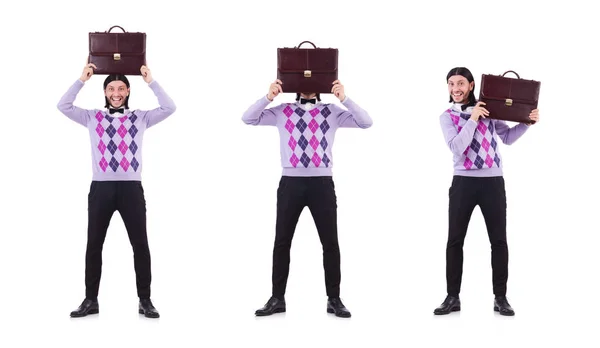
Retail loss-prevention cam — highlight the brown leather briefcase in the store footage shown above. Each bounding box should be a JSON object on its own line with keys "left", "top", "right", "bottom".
{"left": 277, "top": 41, "right": 338, "bottom": 94}
{"left": 88, "top": 25, "right": 146, "bottom": 76}
{"left": 479, "top": 71, "right": 540, "bottom": 124}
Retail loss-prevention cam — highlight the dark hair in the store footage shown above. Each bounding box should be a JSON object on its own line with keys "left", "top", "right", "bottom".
{"left": 446, "top": 67, "right": 477, "bottom": 108}
{"left": 296, "top": 93, "right": 321, "bottom": 102}
{"left": 103, "top": 74, "right": 130, "bottom": 108}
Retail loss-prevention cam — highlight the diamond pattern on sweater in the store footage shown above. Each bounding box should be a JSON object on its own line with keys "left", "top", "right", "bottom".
{"left": 94, "top": 112, "right": 141, "bottom": 173}
{"left": 283, "top": 105, "right": 335, "bottom": 169}
{"left": 447, "top": 109, "right": 502, "bottom": 170}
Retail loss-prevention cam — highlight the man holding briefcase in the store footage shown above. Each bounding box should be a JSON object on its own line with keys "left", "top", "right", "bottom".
{"left": 242, "top": 79, "right": 372, "bottom": 318}
{"left": 57, "top": 62, "right": 176, "bottom": 318}
{"left": 434, "top": 67, "right": 540, "bottom": 316}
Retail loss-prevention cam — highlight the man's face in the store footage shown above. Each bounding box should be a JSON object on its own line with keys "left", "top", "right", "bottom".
{"left": 104, "top": 81, "right": 129, "bottom": 108}
{"left": 447, "top": 75, "right": 473, "bottom": 104}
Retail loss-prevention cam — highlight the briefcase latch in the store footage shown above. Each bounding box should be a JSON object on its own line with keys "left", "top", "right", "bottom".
{"left": 114, "top": 53, "right": 121, "bottom": 61}
{"left": 304, "top": 70, "right": 312, "bottom": 78}
{"left": 505, "top": 98, "right": 513, "bottom": 107}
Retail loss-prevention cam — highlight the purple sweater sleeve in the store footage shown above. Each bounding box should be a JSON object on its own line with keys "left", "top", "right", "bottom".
{"left": 56, "top": 79, "right": 95, "bottom": 127}
{"left": 493, "top": 120, "right": 529, "bottom": 145}
{"left": 139, "top": 80, "right": 177, "bottom": 128}
{"left": 333, "top": 97, "right": 373, "bottom": 128}
{"left": 241, "top": 96, "right": 279, "bottom": 126}
{"left": 440, "top": 111, "right": 478, "bottom": 156}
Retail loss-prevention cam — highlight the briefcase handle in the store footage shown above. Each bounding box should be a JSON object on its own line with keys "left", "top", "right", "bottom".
{"left": 107, "top": 25, "right": 126, "bottom": 33}
{"left": 296, "top": 41, "right": 317, "bottom": 49}
{"left": 502, "top": 70, "right": 520, "bottom": 79}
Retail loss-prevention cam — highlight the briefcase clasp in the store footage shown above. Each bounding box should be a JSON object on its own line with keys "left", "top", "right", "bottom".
{"left": 304, "top": 70, "right": 311, "bottom": 78}
{"left": 114, "top": 53, "right": 121, "bottom": 61}
{"left": 505, "top": 98, "right": 513, "bottom": 107}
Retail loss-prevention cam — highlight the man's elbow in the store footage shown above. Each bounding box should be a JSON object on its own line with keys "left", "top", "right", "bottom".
{"left": 360, "top": 119, "right": 373, "bottom": 129}
{"left": 242, "top": 117, "right": 259, "bottom": 125}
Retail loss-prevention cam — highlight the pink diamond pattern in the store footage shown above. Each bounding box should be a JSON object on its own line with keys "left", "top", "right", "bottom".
{"left": 481, "top": 138, "right": 490, "bottom": 152}
{"left": 464, "top": 157, "right": 473, "bottom": 169}
{"left": 99, "top": 158, "right": 108, "bottom": 172}
{"left": 95, "top": 112, "right": 104, "bottom": 122}
{"left": 117, "top": 125, "right": 127, "bottom": 138}
{"left": 485, "top": 154, "right": 494, "bottom": 168}
{"left": 309, "top": 136, "right": 319, "bottom": 150}
{"left": 477, "top": 121, "right": 488, "bottom": 135}
{"left": 311, "top": 153, "right": 322, "bottom": 167}
{"left": 285, "top": 119, "right": 295, "bottom": 133}
{"left": 308, "top": 119, "right": 319, "bottom": 133}
{"left": 120, "top": 157, "right": 130, "bottom": 171}
{"left": 290, "top": 154, "right": 299, "bottom": 167}
{"left": 457, "top": 126, "right": 463, "bottom": 132}
{"left": 119, "top": 116, "right": 128, "bottom": 123}
{"left": 451, "top": 114, "right": 460, "bottom": 125}
{"left": 98, "top": 140, "right": 106, "bottom": 155}
{"left": 118, "top": 140, "right": 128, "bottom": 155}
{"left": 309, "top": 108, "right": 320, "bottom": 117}
{"left": 288, "top": 136, "right": 297, "bottom": 150}
{"left": 283, "top": 105, "right": 294, "bottom": 117}
{"left": 95, "top": 123, "right": 104, "bottom": 137}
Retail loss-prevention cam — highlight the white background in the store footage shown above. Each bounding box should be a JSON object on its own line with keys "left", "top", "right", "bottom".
{"left": 1, "top": 0, "right": 598, "bottom": 347}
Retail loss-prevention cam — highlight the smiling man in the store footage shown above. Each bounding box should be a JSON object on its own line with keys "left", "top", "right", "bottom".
{"left": 57, "top": 63, "right": 176, "bottom": 319}
{"left": 434, "top": 67, "right": 539, "bottom": 316}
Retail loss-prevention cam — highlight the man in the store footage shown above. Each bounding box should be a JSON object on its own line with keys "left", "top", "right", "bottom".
{"left": 434, "top": 67, "right": 540, "bottom": 316}
{"left": 57, "top": 62, "right": 176, "bottom": 318}
{"left": 242, "top": 79, "right": 373, "bottom": 318}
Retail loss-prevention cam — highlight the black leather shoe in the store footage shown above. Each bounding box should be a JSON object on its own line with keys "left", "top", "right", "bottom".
{"left": 70, "top": 299, "right": 99, "bottom": 318}
{"left": 327, "top": 297, "right": 351, "bottom": 318}
{"left": 255, "top": 296, "right": 286, "bottom": 316}
{"left": 494, "top": 296, "right": 515, "bottom": 316}
{"left": 138, "top": 299, "right": 160, "bottom": 318}
{"left": 433, "top": 295, "right": 461, "bottom": 315}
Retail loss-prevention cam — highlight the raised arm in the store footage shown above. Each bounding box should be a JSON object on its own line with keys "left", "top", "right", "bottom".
{"left": 56, "top": 63, "right": 98, "bottom": 127}
{"left": 330, "top": 80, "right": 372, "bottom": 128}
{"left": 241, "top": 79, "right": 283, "bottom": 126}
{"left": 140, "top": 66, "right": 177, "bottom": 128}
{"left": 494, "top": 121, "right": 529, "bottom": 145}
{"left": 494, "top": 109, "right": 538, "bottom": 145}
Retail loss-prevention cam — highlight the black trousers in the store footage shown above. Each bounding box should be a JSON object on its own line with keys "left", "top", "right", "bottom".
{"left": 85, "top": 181, "right": 152, "bottom": 300}
{"left": 271, "top": 176, "right": 341, "bottom": 298}
{"left": 446, "top": 175, "right": 508, "bottom": 297}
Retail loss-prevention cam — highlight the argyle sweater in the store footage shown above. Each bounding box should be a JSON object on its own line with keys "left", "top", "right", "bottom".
{"left": 440, "top": 103, "right": 529, "bottom": 177}
{"left": 57, "top": 79, "right": 176, "bottom": 181}
{"left": 242, "top": 96, "right": 373, "bottom": 176}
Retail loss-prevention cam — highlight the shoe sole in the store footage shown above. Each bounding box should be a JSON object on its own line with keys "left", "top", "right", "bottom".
{"left": 139, "top": 309, "right": 160, "bottom": 318}
{"left": 255, "top": 308, "right": 286, "bottom": 316}
{"left": 433, "top": 306, "right": 461, "bottom": 315}
{"left": 327, "top": 308, "right": 351, "bottom": 318}
{"left": 494, "top": 306, "right": 515, "bottom": 316}
{"left": 70, "top": 309, "right": 99, "bottom": 318}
